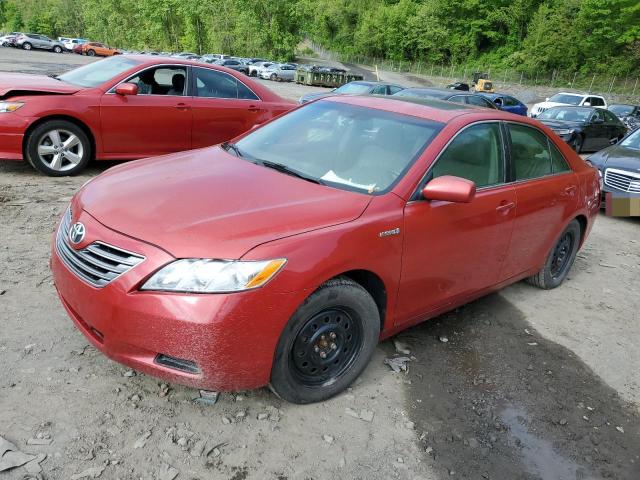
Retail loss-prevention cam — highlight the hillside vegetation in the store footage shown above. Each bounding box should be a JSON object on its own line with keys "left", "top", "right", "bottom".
{"left": 2, "top": 0, "right": 639, "bottom": 75}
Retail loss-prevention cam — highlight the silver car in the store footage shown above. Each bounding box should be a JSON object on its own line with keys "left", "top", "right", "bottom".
{"left": 259, "top": 64, "right": 296, "bottom": 82}
{"left": 15, "top": 33, "right": 64, "bottom": 53}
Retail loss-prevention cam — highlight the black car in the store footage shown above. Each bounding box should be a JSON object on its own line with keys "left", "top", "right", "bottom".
{"left": 392, "top": 87, "right": 498, "bottom": 109}
{"left": 608, "top": 104, "right": 640, "bottom": 132}
{"left": 446, "top": 81, "right": 470, "bottom": 91}
{"left": 587, "top": 128, "right": 640, "bottom": 199}
{"left": 298, "top": 81, "right": 405, "bottom": 104}
{"left": 537, "top": 106, "right": 627, "bottom": 153}
{"left": 214, "top": 58, "right": 249, "bottom": 75}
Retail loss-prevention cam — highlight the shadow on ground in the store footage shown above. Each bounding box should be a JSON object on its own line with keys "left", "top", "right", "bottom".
{"left": 389, "top": 293, "right": 640, "bottom": 480}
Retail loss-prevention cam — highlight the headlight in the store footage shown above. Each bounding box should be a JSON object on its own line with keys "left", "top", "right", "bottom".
{"left": 554, "top": 129, "right": 575, "bottom": 136}
{"left": 0, "top": 101, "right": 24, "bottom": 113}
{"left": 141, "top": 258, "right": 287, "bottom": 293}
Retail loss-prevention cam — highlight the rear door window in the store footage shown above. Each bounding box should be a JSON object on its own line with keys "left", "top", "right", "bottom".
{"left": 549, "top": 141, "right": 571, "bottom": 173}
{"left": 431, "top": 122, "right": 504, "bottom": 188}
{"left": 467, "top": 95, "right": 493, "bottom": 108}
{"left": 193, "top": 67, "right": 259, "bottom": 100}
{"left": 508, "top": 124, "right": 553, "bottom": 180}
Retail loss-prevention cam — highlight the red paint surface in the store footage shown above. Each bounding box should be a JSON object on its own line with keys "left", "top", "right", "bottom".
{"left": 52, "top": 97, "right": 600, "bottom": 391}
{"left": 0, "top": 56, "right": 294, "bottom": 162}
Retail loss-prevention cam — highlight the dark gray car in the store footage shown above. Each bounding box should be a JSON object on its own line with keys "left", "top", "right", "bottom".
{"left": 298, "top": 81, "right": 404, "bottom": 104}
{"left": 15, "top": 33, "right": 64, "bottom": 53}
{"left": 588, "top": 128, "right": 640, "bottom": 199}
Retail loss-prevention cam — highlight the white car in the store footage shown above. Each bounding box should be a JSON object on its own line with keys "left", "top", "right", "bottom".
{"left": 530, "top": 92, "right": 607, "bottom": 118}
{"left": 249, "top": 61, "right": 275, "bottom": 77}
{"left": 61, "top": 38, "right": 87, "bottom": 52}
{"left": 259, "top": 64, "right": 296, "bottom": 81}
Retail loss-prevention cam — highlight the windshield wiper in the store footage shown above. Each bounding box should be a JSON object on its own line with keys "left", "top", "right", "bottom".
{"left": 257, "top": 160, "right": 325, "bottom": 185}
{"left": 47, "top": 74, "right": 61, "bottom": 81}
{"left": 221, "top": 142, "right": 243, "bottom": 157}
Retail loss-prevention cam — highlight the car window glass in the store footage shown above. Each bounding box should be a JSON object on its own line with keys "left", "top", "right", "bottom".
{"left": 509, "top": 124, "right": 553, "bottom": 180}
{"left": 549, "top": 141, "right": 571, "bottom": 173}
{"left": 603, "top": 110, "right": 619, "bottom": 123}
{"left": 128, "top": 67, "right": 186, "bottom": 95}
{"left": 467, "top": 95, "right": 490, "bottom": 107}
{"left": 432, "top": 122, "right": 504, "bottom": 188}
{"left": 448, "top": 95, "right": 467, "bottom": 104}
{"left": 372, "top": 85, "right": 387, "bottom": 95}
{"left": 58, "top": 56, "right": 142, "bottom": 88}
{"left": 590, "top": 109, "right": 605, "bottom": 122}
{"left": 194, "top": 67, "right": 258, "bottom": 100}
{"left": 389, "top": 86, "right": 403, "bottom": 95}
{"left": 504, "top": 96, "right": 517, "bottom": 107}
{"left": 592, "top": 97, "right": 605, "bottom": 107}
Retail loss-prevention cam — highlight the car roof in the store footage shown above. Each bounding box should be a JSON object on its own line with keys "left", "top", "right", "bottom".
{"left": 322, "top": 94, "right": 519, "bottom": 124}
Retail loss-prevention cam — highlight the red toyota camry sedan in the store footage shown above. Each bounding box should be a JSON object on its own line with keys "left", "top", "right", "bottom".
{"left": 51, "top": 96, "right": 600, "bottom": 403}
{"left": 0, "top": 55, "right": 293, "bottom": 176}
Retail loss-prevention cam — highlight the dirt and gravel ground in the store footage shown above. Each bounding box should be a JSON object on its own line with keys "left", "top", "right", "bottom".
{"left": 1, "top": 48, "right": 639, "bottom": 480}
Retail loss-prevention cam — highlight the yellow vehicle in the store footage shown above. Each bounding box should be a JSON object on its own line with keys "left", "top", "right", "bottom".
{"left": 471, "top": 72, "right": 495, "bottom": 93}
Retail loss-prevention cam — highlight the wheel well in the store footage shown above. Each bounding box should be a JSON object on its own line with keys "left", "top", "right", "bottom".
{"left": 340, "top": 270, "right": 387, "bottom": 331}
{"left": 574, "top": 214, "right": 588, "bottom": 246}
{"left": 23, "top": 115, "right": 96, "bottom": 161}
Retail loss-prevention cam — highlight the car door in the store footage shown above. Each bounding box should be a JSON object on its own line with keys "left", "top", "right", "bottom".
{"left": 395, "top": 122, "right": 517, "bottom": 325}
{"left": 190, "top": 66, "right": 264, "bottom": 148}
{"left": 587, "top": 109, "right": 609, "bottom": 150}
{"left": 603, "top": 109, "right": 626, "bottom": 143}
{"left": 100, "top": 65, "right": 192, "bottom": 155}
{"left": 499, "top": 123, "right": 578, "bottom": 280}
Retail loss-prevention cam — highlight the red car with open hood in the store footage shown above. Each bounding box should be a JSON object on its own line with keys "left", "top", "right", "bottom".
{"left": 0, "top": 55, "right": 294, "bottom": 175}
{"left": 51, "top": 96, "right": 600, "bottom": 403}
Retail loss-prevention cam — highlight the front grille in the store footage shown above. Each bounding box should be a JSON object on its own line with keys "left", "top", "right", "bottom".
{"left": 56, "top": 208, "right": 145, "bottom": 288}
{"left": 604, "top": 168, "right": 640, "bottom": 193}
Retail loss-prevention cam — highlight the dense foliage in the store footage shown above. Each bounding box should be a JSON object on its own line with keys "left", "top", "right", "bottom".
{"left": 1, "top": 0, "right": 639, "bottom": 74}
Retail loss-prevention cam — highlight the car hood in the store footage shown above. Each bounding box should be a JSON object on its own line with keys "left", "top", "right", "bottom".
{"left": 532, "top": 101, "right": 573, "bottom": 111}
{"left": 77, "top": 147, "right": 372, "bottom": 259}
{"left": 0, "top": 73, "right": 82, "bottom": 98}
{"left": 539, "top": 119, "right": 585, "bottom": 130}
{"left": 590, "top": 145, "right": 640, "bottom": 170}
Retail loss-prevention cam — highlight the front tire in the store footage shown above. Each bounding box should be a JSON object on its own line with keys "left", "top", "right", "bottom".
{"left": 571, "top": 134, "right": 583, "bottom": 153}
{"left": 270, "top": 277, "right": 380, "bottom": 404}
{"left": 527, "top": 219, "right": 581, "bottom": 289}
{"left": 53, "top": 45, "right": 62, "bottom": 53}
{"left": 25, "top": 120, "right": 92, "bottom": 176}
{"left": 22, "top": 42, "right": 32, "bottom": 51}
{"left": 270, "top": 73, "right": 278, "bottom": 81}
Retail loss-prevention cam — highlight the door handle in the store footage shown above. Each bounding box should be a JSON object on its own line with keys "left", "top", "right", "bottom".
{"left": 175, "top": 103, "right": 191, "bottom": 110}
{"left": 248, "top": 105, "right": 260, "bottom": 112}
{"left": 563, "top": 185, "right": 577, "bottom": 196}
{"left": 496, "top": 201, "right": 516, "bottom": 214}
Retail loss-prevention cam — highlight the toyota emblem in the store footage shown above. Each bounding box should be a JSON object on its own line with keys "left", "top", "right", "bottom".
{"left": 69, "top": 222, "right": 86, "bottom": 244}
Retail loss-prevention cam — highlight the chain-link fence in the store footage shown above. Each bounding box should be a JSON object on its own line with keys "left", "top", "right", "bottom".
{"left": 308, "top": 42, "right": 640, "bottom": 102}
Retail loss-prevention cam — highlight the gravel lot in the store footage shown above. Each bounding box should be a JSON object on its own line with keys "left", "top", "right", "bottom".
{"left": 1, "top": 48, "right": 639, "bottom": 480}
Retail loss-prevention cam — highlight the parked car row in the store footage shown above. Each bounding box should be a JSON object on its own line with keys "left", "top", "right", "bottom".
{"left": 1, "top": 32, "right": 65, "bottom": 53}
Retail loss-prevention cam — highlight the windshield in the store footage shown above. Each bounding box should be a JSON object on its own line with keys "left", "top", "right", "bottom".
{"left": 609, "top": 105, "right": 634, "bottom": 116}
{"left": 538, "top": 107, "right": 592, "bottom": 122}
{"left": 334, "top": 83, "right": 372, "bottom": 94}
{"left": 233, "top": 100, "right": 443, "bottom": 194}
{"left": 548, "top": 93, "right": 583, "bottom": 105}
{"left": 57, "top": 57, "right": 142, "bottom": 87}
{"left": 620, "top": 129, "right": 640, "bottom": 149}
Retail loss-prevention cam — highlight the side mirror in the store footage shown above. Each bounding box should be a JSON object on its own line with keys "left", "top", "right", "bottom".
{"left": 115, "top": 82, "right": 138, "bottom": 96}
{"left": 583, "top": 101, "right": 591, "bottom": 107}
{"left": 422, "top": 176, "right": 476, "bottom": 203}
{"left": 545, "top": 97, "right": 549, "bottom": 102}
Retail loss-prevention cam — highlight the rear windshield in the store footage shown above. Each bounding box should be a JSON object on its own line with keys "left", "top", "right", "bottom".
{"left": 538, "top": 107, "right": 592, "bottom": 122}
{"left": 609, "top": 105, "right": 634, "bottom": 116}
{"left": 58, "top": 56, "right": 142, "bottom": 87}
{"left": 233, "top": 100, "right": 443, "bottom": 194}
{"left": 394, "top": 88, "right": 449, "bottom": 99}
{"left": 334, "top": 83, "right": 372, "bottom": 94}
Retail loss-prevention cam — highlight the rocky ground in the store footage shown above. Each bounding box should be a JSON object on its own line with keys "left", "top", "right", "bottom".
{"left": 0, "top": 47, "right": 639, "bottom": 480}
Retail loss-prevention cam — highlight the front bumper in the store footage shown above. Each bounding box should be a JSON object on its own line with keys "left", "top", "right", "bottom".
{"left": 51, "top": 208, "right": 306, "bottom": 391}
{"left": 0, "top": 112, "right": 30, "bottom": 160}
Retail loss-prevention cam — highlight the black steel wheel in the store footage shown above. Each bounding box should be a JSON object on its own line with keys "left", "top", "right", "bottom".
{"left": 270, "top": 277, "right": 380, "bottom": 404}
{"left": 527, "top": 219, "right": 581, "bottom": 289}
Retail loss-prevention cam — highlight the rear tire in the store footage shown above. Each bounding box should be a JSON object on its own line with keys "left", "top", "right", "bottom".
{"left": 270, "top": 73, "right": 277, "bottom": 81}
{"left": 22, "top": 42, "right": 32, "bottom": 51}
{"left": 270, "top": 277, "right": 380, "bottom": 404}
{"left": 25, "top": 120, "right": 92, "bottom": 176}
{"left": 527, "top": 220, "right": 581, "bottom": 290}
{"left": 87, "top": 49, "right": 95, "bottom": 57}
